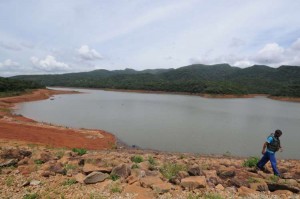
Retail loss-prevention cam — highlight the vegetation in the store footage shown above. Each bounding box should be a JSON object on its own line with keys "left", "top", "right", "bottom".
{"left": 130, "top": 155, "right": 144, "bottom": 163}
{"left": 148, "top": 156, "right": 156, "bottom": 165}
{"left": 109, "top": 174, "right": 120, "bottom": 181}
{"left": 72, "top": 148, "right": 87, "bottom": 156}
{"left": 23, "top": 193, "right": 39, "bottom": 199}
{"left": 131, "top": 164, "right": 139, "bottom": 169}
{"left": 160, "top": 163, "right": 187, "bottom": 180}
{"left": 110, "top": 183, "right": 122, "bottom": 193}
{"left": 34, "top": 160, "right": 43, "bottom": 165}
{"left": 62, "top": 178, "right": 77, "bottom": 186}
{"left": 10, "top": 64, "right": 300, "bottom": 97}
{"left": 243, "top": 157, "right": 259, "bottom": 168}
{"left": 0, "top": 77, "right": 44, "bottom": 97}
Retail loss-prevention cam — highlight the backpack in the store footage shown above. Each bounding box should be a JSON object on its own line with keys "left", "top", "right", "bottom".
{"left": 267, "top": 133, "right": 281, "bottom": 152}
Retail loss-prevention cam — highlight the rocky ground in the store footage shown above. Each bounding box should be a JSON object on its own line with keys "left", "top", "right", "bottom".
{"left": 0, "top": 143, "right": 299, "bottom": 199}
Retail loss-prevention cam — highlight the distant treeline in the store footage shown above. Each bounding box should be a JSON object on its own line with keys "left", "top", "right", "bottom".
{"left": 0, "top": 77, "right": 44, "bottom": 93}
{"left": 11, "top": 64, "right": 300, "bottom": 97}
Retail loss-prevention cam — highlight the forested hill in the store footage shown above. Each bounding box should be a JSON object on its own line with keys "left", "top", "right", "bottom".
{"left": 11, "top": 64, "right": 300, "bottom": 97}
{"left": 0, "top": 77, "right": 45, "bottom": 97}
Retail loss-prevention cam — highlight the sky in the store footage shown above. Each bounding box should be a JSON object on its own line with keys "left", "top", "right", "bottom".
{"left": 1, "top": 0, "right": 300, "bottom": 77}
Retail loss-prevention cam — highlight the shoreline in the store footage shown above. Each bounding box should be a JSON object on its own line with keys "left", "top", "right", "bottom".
{"left": 0, "top": 88, "right": 116, "bottom": 150}
{"left": 1, "top": 88, "right": 300, "bottom": 160}
{"left": 51, "top": 86, "right": 300, "bottom": 103}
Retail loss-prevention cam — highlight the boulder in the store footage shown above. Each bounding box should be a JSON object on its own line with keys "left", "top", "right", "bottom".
{"left": 0, "top": 159, "right": 18, "bottom": 167}
{"left": 111, "top": 164, "right": 131, "bottom": 179}
{"left": 30, "top": 180, "right": 41, "bottom": 186}
{"left": 18, "top": 157, "right": 29, "bottom": 166}
{"left": 0, "top": 149, "right": 31, "bottom": 160}
{"left": 217, "top": 167, "right": 236, "bottom": 178}
{"left": 83, "top": 163, "right": 112, "bottom": 174}
{"left": 37, "top": 152, "right": 52, "bottom": 163}
{"left": 181, "top": 176, "right": 207, "bottom": 190}
{"left": 249, "top": 182, "right": 269, "bottom": 192}
{"left": 83, "top": 171, "right": 109, "bottom": 184}
{"left": 48, "top": 162, "right": 66, "bottom": 175}
{"left": 152, "top": 182, "right": 173, "bottom": 194}
{"left": 188, "top": 165, "right": 203, "bottom": 176}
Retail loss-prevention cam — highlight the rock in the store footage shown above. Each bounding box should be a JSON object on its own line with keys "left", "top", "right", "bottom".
{"left": 18, "top": 157, "right": 29, "bottom": 166}
{"left": 75, "top": 173, "right": 86, "bottom": 184}
{"left": 83, "top": 163, "right": 100, "bottom": 174}
{"left": 111, "top": 164, "right": 131, "bottom": 179}
{"left": 282, "top": 172, "right": 293, "bottom": 179}
{"left": 203, "top": 170, "right": 221, "bottom": 186}
{"left": 181, "top": 176, "right": 207, "bottom": 190}
{"left": 140, "top": 176, "right": 164, "bottom": 188}
{"left": 272, "top": 190, "right": 293, "bottom": 197}
{"left": 217, "top": 167, "right": 236, "bottom": 178}
{"left": 238, "top": 186, "right": 258, "bottom": 197}
{"left": 48, "top": 162, "right": 66, "bottom": 175}
{"left": 126, "top": 175, "right": 138, "bottom": 185}
{"left": 30, "top": 180, "right": 41, "bottom": 186}
{"left": 145, "top": 170, "right": 159, "bottom": 177}
{"left": 83, "top": 171, "right": 109, "bottom": 184}
{"left": 215, "top": 184, "right": 224, "bottom": 191}
{"left": 38, "top": 152, "right": 52, "bottom": 163}
{"left": 188, "top": 165, "right": 203, "bottom": 176}
{"left": 0, "top": 159, "right": 18, "bottom": 167}
{"left": 21, "top": 181, "right": 30, "bottom": 187}
{"left": 249, "top": 182, "right": 269, "bottom": 192}
{"left": 41, "top": 171, "right": 50, "bottom": 177}
{"left": 228, "top": 178, "right": 249, "bottom": 188}
{"left": 18, "top": 165, "right": 35, "bottom": 175}
{"left": 267, "top": 183, "right": 300, "bottom": 193}
{"left": 123, "top": 183, "right": 155, "bottom": 199}
{"left": 152, "top": 182, "right": 173, "bottom": 194}
{"left": 83, "top": 163, "right": 112, "bottom": 174}
{"left": 0, "top": 148, "right": 31, "bottom": 160}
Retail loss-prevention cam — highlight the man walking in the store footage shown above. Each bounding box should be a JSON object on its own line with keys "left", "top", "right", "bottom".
{"left": 256, "top": 130, "right": 283, "bottom": 176}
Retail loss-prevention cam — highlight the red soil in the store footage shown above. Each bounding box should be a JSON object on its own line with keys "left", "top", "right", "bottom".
{"left": 0, "top": 89, "right": 115, "bottom": 150}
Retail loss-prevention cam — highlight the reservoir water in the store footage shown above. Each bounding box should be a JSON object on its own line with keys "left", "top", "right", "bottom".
{"left": 15, "top": 88, "right": 300, "bottom": 159}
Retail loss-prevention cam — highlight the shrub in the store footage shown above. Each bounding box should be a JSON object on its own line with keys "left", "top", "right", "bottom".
{"left": 131, "top": 155, "right": 143, "bottom": 163}
{"left": 243, "top": 157, "right": 259, "bottom": 168}
{"left": 34, "top": 160, "right": 43, "bottom": 165}
{"left": 23, "top": 193, "right": 39, "bottom": 199}
{"left": 72, "top": 148, "right": 87, "bottom": 156}
{"left": 110, "top": 183, "right": 122, "bottom": 193}
{"left": 64, "top": 164, "right": 77, "bottom": 171}
{"left": 131, "top": 164, "right": 139, "bottom": 169}
{"left": 204, "top": 193, "right": 224, "bottom": 199}
{"left": 160, "top": 163, "right": 186, "bottom": 180}
{"left": 148, "top": 156, "right": 156, "bottom": 165}
{"left": 269, "top": 175, "right": 279, "bottom": 183}
{"left": 62, "top": 178, "right": 77, "bottom": 186}
{"left": 110, "top": 174, "right": 120, "bottom": 181}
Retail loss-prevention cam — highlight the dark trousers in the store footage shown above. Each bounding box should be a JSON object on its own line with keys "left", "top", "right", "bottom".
{"left": 257, "top": 151, "right": 280, "bottom": 175}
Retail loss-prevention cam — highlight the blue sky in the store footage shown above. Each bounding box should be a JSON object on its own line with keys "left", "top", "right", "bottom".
{"left": 1, "top": 0, "right": 300, "bottom": 76}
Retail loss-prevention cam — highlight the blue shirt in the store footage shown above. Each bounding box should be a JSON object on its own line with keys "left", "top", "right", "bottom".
{"left": 266, "top": 136, "right": 275, "bottom": 153}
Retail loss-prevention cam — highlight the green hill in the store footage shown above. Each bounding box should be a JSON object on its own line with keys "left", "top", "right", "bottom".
{"left": 0, "top": 77, "right": 45, "bottom": 97}
{"left": 11, "top": 64, "right": 300, "bottom": 97}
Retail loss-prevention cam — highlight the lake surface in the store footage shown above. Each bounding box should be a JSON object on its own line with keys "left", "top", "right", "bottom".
{"left": 15, "top": 87, "right": 300, "bottom": 159}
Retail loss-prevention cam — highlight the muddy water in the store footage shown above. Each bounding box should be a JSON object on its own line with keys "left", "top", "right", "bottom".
{"left": 16, "top": 88, "right": 300, "bottom": 159}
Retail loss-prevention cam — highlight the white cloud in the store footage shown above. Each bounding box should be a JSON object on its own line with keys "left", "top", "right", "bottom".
{"left": 233, "top": 60, "right": 252, "bottom": 67}
{"left": 253, "top": 43, "right": 284, "bottom": 64}
{"left": 77, "top": 45, "right": 103, "bottom": 61}
{"left": 0, "top": 59, "right": 20, "bottom": 68}
{"left": 30, "top": 55, "right": 70, "bottom": 72}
